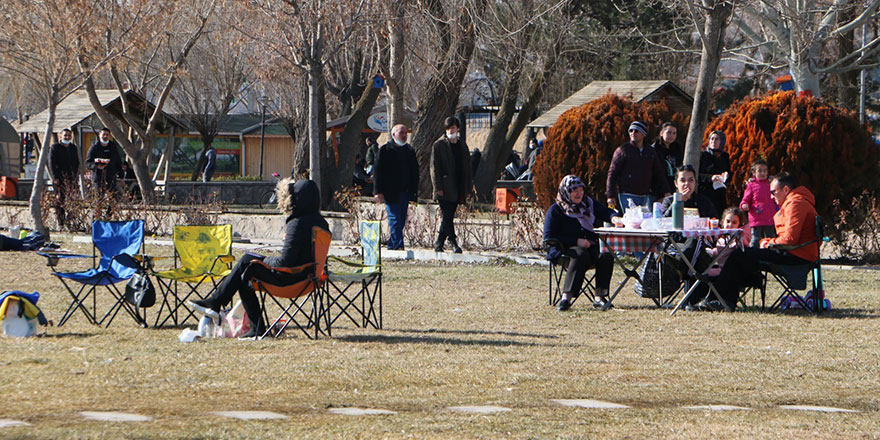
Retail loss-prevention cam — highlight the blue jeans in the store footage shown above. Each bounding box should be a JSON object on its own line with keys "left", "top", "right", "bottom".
{"left": 385, "top": 195, "right": 409, "bottom": 250}
{"left": 618, "top": 193, "right": 655, "bottom": 213}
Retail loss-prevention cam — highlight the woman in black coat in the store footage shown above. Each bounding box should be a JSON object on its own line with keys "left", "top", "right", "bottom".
{"left": 190, "top": 179, "right": 329, "bottom": 336}
{"left": 543, "top": 175, "right": 620, "bottom": 311}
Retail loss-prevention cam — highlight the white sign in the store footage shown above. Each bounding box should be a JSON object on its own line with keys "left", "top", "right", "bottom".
{"left": 367, "top": 112, "right": 389, "bottom": 132}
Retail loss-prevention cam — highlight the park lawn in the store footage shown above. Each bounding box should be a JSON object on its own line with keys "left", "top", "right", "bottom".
{"left": 1, "top": 242, "right": 880, "bottom": 439}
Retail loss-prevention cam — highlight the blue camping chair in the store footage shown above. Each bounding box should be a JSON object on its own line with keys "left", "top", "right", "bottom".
{"left": 326, "top": 220, "right": 383, "bottom": 330}
{"left": 41, "top": 220, "right": 146, "bottom": 327}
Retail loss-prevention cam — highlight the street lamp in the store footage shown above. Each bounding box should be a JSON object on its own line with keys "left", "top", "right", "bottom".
{"left": 258, "top": 95, "right": 269, "bottom": 179}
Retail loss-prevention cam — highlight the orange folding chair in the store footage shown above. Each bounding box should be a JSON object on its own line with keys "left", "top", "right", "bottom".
{"left": 250, "top": 227, "right": 331, "bottom": 339}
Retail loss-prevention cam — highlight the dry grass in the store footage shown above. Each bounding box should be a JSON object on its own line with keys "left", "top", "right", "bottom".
{"left": 2, "top": 242, "right": 880, "bottom": 439}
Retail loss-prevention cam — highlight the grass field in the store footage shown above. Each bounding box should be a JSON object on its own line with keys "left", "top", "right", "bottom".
{"left": 2, "top": 242, "right": 880, "bottom": 439}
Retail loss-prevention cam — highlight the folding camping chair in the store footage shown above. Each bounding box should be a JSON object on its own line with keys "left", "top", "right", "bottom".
{"left": 543, "top": 238, "right": 597, "bottom": 307}
{"left": 42, "top": 220, "right": 146, "bottom": 327}
{"left": 760, "top": 216, "right": 827, "bottom": 313}
{"left": 251, "top": 227, "right": 331, "bottom": 339}
{"left": 152, "top": 225, "right": 234, "bottom": 327}
{"left": 326, "top": 220, "right": 383, "bottom": 330}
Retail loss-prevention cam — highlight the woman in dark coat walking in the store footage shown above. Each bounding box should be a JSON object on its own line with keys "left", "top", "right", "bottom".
{"left": 430, "top": 116, "right": 472, "bottom": 253}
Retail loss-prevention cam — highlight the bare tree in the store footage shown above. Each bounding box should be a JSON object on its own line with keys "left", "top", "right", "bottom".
{"left": 78, "top": 0, "right": 216, "bottom": 202}
{"left": 0, "top": 0, "right": 132, "bottom": 237}
{"left": 171, "top": 19, "right": 251, "bottom": 180}
{"left": 472, "top": 0, "right": 574, "bottom": 200}
{"left": 735, "top": 1, "right": 880, "bottom": 97}
{"left": 235, "top": 0, "right": 368, "bottom": 194}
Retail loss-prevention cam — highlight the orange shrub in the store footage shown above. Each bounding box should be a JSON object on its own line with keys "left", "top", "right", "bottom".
{"left": 705, "top": 91, "right": 880, "bottom": 223}
{"left": 532, "top": 94, "right": 689, "bottom": 209}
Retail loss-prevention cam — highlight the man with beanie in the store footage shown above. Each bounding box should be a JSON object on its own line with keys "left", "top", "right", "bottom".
{"left": 606, "top": 121, "right": 670, "bottom": 210}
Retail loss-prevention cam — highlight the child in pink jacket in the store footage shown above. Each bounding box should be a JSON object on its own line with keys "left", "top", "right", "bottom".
{"left": 739, "top": 159, "right": 777, "bottom": 248}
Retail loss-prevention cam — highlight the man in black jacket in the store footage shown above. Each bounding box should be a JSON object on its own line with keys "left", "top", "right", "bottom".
{"left": 190, "top": 179, "right": 329, "bottom": 337}
{"left": 373, "top": 124, "right": 419, "bottom": 250}
{"left": 48, "top": 128, "right": 80, "bottom": 227}
{"left": 85, "top": 128, "right": 123, "bottom": 193}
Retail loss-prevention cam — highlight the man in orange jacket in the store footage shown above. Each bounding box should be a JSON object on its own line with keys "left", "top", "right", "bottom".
{"left": 700, "top": 173, "right": 818, "bottom": 311}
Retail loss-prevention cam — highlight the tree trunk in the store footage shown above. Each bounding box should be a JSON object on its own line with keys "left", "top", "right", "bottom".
{"left": 29, "top": 94, "right": 56, "bottom": 239}
{"left": 386, "top": 0, "right": 406, "bottom": 127}
{"left": 790, "top": 52, "right": 822, "bottom": 97}
{"left": 329, "top": 73, "right": 382, "bottom": 208}
{"left": 473, "top": 65, "right": 521, "bottom": 199}
{"left": 410, "top": 0, "right": 486, "bottom": 197}
{"left": 308, "top": 59, "right": 323, "bottom": 194}
{"left": 683, "top": 1, "right": 733, "bottom": 181}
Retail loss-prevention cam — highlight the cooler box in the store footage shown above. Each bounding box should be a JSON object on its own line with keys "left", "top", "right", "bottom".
{"left": 0, "top": 176, "right": 16, "bottom": 199}
{"left": 495, "top": 187, "right": 520, "bottom": 214}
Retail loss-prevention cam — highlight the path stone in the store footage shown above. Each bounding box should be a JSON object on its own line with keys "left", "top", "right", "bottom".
{"left": 79, "top": 411, "right": 152, "bottom": 422}
{"left": 778, "top": 405, "right": 860, "bottom": 413}
{"left": 447, "top": 406, "right": 512, "bottom": 414}
{"left": 551, "top": 399, "right": 630, "bottom": 409}
{"left": 0, "top": 419, "right": 30, "bottom": 428}
{"left": 212, "top": 411, "right": 288, "bottom": 420}
{"left": 328, "top": 407, "right": 397, "bottom": 416}
{"left": 683, "top": 405, "right": 751, "bottom": 411}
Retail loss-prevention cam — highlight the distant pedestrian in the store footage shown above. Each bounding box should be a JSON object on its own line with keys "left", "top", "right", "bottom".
{"left": 430, "top": 116, "right": 472, "bottom": 253}
{"left": 364, "top": 136, "right": 379, "bottom": 170}
{"left": 606, "top": 121, "right": 671, "bottom": 211}
{"left": 202, "top": 145, "right": 217, "bottom": 182}
{"left": 48, "top": 128, "right": 80, "bottom": 227}
{"left": 85, "top": 128, "right": 123, "bottom": 194}
{"left": 373, "top": 124, "right": 419, "bottom": 251}
{"left": 470, "top": 148, "right": 481, "bottom": 180}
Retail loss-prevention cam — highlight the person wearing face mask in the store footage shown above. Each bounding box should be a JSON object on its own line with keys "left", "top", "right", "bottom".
{"left": 430, "top": 116, "right": 472, "bottom": 253}
{"left": 48, "top": 128, "right": 81, "bottom": 227}
{"left": 373, "top": 123, "right": 419, "bottom": 251}
{"left": 85, "top": 127, "right": 123, "bottom": 193}
{"left": 698, "top": 130, "right": 731, "bottom": 216}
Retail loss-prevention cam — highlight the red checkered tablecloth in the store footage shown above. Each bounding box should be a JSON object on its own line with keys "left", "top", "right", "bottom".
{"left": 594, "top": 229, "right": 668, "bottom": 253}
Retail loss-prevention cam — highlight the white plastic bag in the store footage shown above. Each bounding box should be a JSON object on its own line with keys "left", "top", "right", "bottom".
{"left": 2, "top": 300, "right": 37, "bottom": 338}
{"left": 223, "top": 300, "right": 251, "bottom": 338}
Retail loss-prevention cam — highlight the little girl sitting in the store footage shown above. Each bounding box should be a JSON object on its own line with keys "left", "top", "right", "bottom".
{"left": 705, "top": 207, "right": 751, "bottom": 277}
{"left": 739, "top": 159, "right": 777, "bottom": 247}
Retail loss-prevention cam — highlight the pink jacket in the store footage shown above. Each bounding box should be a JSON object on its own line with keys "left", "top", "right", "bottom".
{"left": 739, "top": 178, "right": 777, "bottom": 227}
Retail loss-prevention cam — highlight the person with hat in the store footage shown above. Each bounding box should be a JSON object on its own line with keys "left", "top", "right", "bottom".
{"left": 698, "top": 130, "right": 731, "bottom": 216}
{"left": 605, "top": 121, "right": 671, "bottom": 211}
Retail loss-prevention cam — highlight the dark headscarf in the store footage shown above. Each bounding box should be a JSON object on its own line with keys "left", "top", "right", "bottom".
{"left": 556, "top": 175, "right": 595, "bottom": 231}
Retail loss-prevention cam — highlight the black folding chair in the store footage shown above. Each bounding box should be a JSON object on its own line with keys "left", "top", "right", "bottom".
{"left": 543, "top": 238, "right": 597, "bottom": 307}
{"left": 760, "top": 216, "right": 827, "bottom": 313}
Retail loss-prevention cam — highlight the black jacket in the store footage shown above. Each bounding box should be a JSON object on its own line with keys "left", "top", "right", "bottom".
{"left": 262, "top": 179, "right": 330, "bottom": 269}
{"left": 86, "top": 140, "right": 123, "bottom": 190}
{"left": 543, "top": 198, "right": 618, "bottom": 261}
{"left": 660, "top": 192, "right": 718, "bottom": 219}
{"left": 606, "top": 142, "right": 671, "bottom": 199}
{"left": 49, "top": 142, "right": 80, "bottom": 184}
{"left": 650, "top": 139, "right": 683, "bottom": 181}
{"left": 373, "top": 141, "right": 419, "bottom": 203}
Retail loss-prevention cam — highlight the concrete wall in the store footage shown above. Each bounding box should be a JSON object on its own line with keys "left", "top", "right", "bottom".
{"left": 12, "top": 180, "right": 277, "bottom": 205}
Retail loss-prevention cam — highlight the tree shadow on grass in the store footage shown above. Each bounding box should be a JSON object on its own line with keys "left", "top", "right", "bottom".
{"left": 384, "top": 327, "right": 559, "bottom": 339}
{"left": 333, "top": 333, "right": 575, "bottom": 348}
{"left": 738, "top": 306, "right": 880, "bottom": 319}
{"left": 39, "top": 332, "right": 98, "bottom": 338}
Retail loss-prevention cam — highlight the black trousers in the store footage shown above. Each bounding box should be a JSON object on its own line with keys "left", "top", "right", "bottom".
{"left": 437, "top": 200, "right": 459, "bottom": 243}
{"left": 715, "top": 247, "right": 809, "bottom": 307}
{"left": 206, "top": 254, "right": 264, "bottom": 330}
{"left": 562, "top": 245, "right": 613, "bottom": 296}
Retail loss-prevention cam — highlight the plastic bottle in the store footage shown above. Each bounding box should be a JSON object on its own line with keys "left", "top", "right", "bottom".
{"left": 652, "top": 202, "right": 663, "bottom": 219}
{"left": 672, "top": 193, "right": 684, "bottom": 229}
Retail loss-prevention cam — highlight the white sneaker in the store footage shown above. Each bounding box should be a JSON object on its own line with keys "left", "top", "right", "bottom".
{"left": 187, "top": 300, "right": 219, "bottom": 319}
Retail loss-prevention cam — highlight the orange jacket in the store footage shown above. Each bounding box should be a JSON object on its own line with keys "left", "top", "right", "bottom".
{"left": 760, "top": 186, "right": 818, "bottom": 262}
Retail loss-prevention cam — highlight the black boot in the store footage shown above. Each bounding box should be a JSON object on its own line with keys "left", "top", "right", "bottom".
{"left": 449, "top": 237, "right": 462, "bottom": 254}
{"left": 434, "top": 232, "right": 445, "bottom": 252}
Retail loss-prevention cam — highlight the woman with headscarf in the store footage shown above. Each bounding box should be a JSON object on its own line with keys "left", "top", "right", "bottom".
{"left": 698, "top": 130, "right": 731, "bottom": 216}
{"left": 543, "top": 175, "right": 621, "bottom": 311}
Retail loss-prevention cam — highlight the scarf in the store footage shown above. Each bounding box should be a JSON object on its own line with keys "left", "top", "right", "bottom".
{"left": 556, "top": 175, "right": 595, "bottom": 231}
